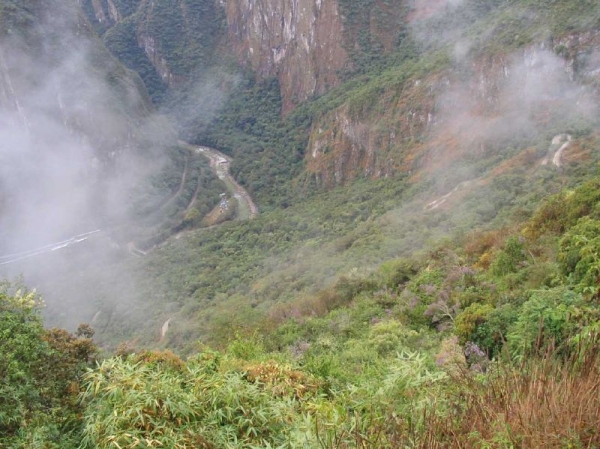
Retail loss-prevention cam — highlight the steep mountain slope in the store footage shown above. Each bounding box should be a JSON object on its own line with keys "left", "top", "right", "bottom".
{"left": 0, "top": 0, "right": 579, "bottom": 347}
{"left": 0, "top": 0, "right": 163, "bottom": 245}
{"left": 0, "top": 0, "right": 227, "bottom": 328}
{"left": 304, "top": 0, "right": 600, "bottom": 187}
{"left": 80, "top": 0, "right": 229, "bottom": 102}
{"left": 4, "top": 0, "right": 600, "bottom": 348}
{"left": 81, "top": 0, "right": 409, "bottom": 112}
{"left": 4, "top": 2, "right": 600, "bottom": 447}
{"left": 83, "top": 1, "right": 600, "bottom": 198}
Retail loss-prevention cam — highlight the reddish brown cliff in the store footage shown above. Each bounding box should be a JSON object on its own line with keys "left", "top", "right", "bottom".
{"left": 224, "top": 0, "right": 349, "bottom": 114}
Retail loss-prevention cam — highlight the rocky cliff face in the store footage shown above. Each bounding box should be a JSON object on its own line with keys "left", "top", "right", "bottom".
{"left": 306, "top": 77, "right": 438, "bottom": 185}
{"left": 223, "top": 0, "right": 349, "bottom": 113}
{"left": 81, "top": 0, "right": 225, "bottom": 92}
{"left": 223, "top": 0, "right": 408, "bottom": 113}
{"left": 77, "top": 0, "right": 600, "bottom": 191}
{"left": 136, "top": 31, "right": 187, "bottom": 87}
{"left": 305, "top": 37, "right": 600, "bottom": 187}
{"left": 88, "top": 0, "right": 122, "bottom": 27}
{"left": 82, "top": 0, "right": 407, "bottom": 114}
{"left": 84, "top": 0, "right": 352, "bottom": 110}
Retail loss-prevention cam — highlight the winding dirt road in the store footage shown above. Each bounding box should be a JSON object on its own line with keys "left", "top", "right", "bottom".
{"left": 541, "top": 134, "right": 572, "bottom": 167}
{"left": 0, "top": 142, "right": 257, "bottom": 266}
{"left": 178, "top": 141, "right": 258, "bottom": 220}
{"left": 159, "top": 154, "right": 189, "bottom": 212}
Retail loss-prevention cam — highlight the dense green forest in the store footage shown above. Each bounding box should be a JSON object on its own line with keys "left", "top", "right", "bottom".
{"left": 3, "top": 0, "right": 600, "bottom": 447}
{"left": 4, "top": 177, "right": 600, "bottom": 447}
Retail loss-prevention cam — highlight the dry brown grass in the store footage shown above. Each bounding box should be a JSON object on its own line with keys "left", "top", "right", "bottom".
{"left": 463, "top": 228, "right": 511, "bottom": 261}
{"left": 424, "top": 344, "right": 600, "bottom": 448}
{"left": 318, "top": 343, "right": 600, "bottom": 448}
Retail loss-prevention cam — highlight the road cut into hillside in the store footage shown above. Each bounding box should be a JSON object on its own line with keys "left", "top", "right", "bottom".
{"left": 179, "top": 141, "right": 258, "bottom": 220}
{"left": 541, "top": 134, "right": 572, "bottom": 167}
{"left": 0, "top": 230, "right": 102, "bottom": 266}
{"left": 0, "top": 143, "right": 258, "bottom": 267}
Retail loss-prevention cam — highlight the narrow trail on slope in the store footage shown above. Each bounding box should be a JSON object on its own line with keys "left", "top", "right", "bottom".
{"left": 160, "top": 318, "right": 172, "bottom": 340}
{"left": 541, "top": 134, "right": 572, "bottom": 168}
{"left": 184, "top": 174, "right": 203, "bottom": 214}
{"left": 425, "top": 133, "right": 575, "bottom": 212}
{"left": 424, "top": 180, "right": 475, "bottom": 211}
{"left": 127, "top": 242, "right": 147, "bottom": 257}
{"left": 159, "top": 153, "right": 189, "bottom": 212}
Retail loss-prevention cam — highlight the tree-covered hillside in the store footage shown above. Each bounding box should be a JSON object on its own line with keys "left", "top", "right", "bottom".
{"left": 4, "top": 177, "right": 600, "bottom": 447}
{"left": 4, "top": 0, "right": 596, "bottom": 350}
{"left": 3, "top": 0, "right": 600, "bottom": 446}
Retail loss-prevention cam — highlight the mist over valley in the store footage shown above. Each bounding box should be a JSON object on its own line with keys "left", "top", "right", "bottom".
{"left": 2, "top": 0, "right": 600, "bottom": 447}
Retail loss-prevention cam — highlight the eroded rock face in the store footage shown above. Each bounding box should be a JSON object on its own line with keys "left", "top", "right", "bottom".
{"left": 224, "top": 0, "right": 349, "bottom": 113}
{"left": 137, "top": 33, "right": 186, "bottom": 87}
{"left": 306, "top": 38, "right": 600, "bottom": 187}
{"left": 82, "top": 0, "right": 211, "bottom": 89}
{"left": 106, "top": 0, "right": 121, "bottom": 22}
{"left": 306, "top": 76, "right": 438, "bottom": 187}
{"left": 88, "top": 0, "right": 121, "bottom": 27}
{"left": 90, "top": 0, "right": 110, "bottom": 25}
{"left": 83, "top": 0, "right": 406, "bottom": 114}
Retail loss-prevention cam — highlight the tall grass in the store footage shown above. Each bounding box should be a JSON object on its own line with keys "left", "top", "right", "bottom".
{"left": 314, "top": 339, "right": 600, "bottom": 448}
{"left": 424, "top": 341, "right": 600, "bottom": 448}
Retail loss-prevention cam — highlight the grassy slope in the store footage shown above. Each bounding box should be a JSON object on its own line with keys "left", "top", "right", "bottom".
{"left": 24, "top": 0, "right": 600, "bottom": 351}
{"left": 7, "top": 174, "right": 600, "bottom": 448}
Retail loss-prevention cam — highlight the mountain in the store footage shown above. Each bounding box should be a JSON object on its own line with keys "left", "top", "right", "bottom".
{"left": 0, "top": 0, "right": 225, "bottom": 328}
{"left": 1, "top": 0, "right": 162, "bottom": 244}
{"left": 81, "top": 0, "right": 600, "bottom": 195}
{"left": 63, "top": 0, "right": 600, "bottom": 349}
{"left": 3, "top": 0, "right": 600, "bottom": 447}
{"left": 2, "top": 0, "right": 600, "bottom": 348}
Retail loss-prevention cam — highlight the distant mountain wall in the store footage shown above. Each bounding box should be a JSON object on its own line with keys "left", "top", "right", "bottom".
{"left": 80, "top": 0, "right": 600, "bottom": 189}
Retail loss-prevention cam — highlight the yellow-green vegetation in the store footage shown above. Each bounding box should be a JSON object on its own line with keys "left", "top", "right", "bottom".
{"left": 0, "top": 283, "right": 97, "bottom": 449}
{"left": 5, "top": 179, "right": 600, "bottom": 447}
{"left": 5, "top": 0, "right": 600, "bottom": 446}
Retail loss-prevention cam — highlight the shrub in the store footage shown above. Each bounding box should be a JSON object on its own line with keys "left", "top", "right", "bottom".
{"left": 558, "top": 217, "right": 600, "bottom": 296}
{"left": 490, "top": 236, "right": 526, "bottom": 277}
{"left": 507, "top": 288, "right": 589, "bottom": 358}
{"left": 0, "top": 286, "right": 96, "bottom": 448}
{"left": 454, "top": 303, "right": 494, "bottom": 345}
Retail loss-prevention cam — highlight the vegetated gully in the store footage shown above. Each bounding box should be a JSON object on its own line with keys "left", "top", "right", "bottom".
{"left": 0, "top": 142, "right": 258, "bottom": 265}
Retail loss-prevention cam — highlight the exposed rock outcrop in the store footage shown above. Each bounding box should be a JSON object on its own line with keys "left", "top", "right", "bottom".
{"left": 224, "top": 0, "right": 349, "bottom": 113}
{"left": 306, "top": 75, "right": 439, "bottom": 186}
{"left": 137, "top": 33, "right": 186, "bottom": 87}
{"left": 306, "top": 39, "right": 599, "bottom": 187}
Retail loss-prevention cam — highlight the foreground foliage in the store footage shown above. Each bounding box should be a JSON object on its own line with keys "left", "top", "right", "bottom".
{"left": 0, "top": 283, "right": 97, "bottom": 448}
{"left": 4, "top": 177, "right": 600, "bottom": 447}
